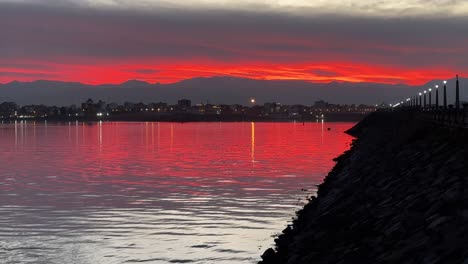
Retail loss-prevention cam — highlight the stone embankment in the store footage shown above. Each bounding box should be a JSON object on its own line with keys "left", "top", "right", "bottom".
{"left": 260, "top": 111, "right": 468, "bottom": 264}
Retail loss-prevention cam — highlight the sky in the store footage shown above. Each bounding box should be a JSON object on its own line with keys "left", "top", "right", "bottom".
{"left": 1, "top": 0, "right": 468, "bottom": 85}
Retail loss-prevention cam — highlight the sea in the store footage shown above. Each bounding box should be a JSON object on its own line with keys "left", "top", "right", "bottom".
{"left": 0, "top": 121, "right": 354, "bottom": 264}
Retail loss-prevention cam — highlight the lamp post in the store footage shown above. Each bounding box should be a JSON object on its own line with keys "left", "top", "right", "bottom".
{"left": 419, "top": 92, "right": 422, "bottom": 108}
{"left": 456, "top": 75, "right": 460, "bottom": 111}
{"left": 424, "top": 90, "right": 427, "bottom": 108}
{"left": 435, "top": 85, "right": 439, "bottom": 109}
{"left": 455, "top": 75, "right": 460, "bottom": 124}
{"left": 443, "top": 80, "right": 447, "bottom": 109}
{"left": 428, "top": 88, "right": 432, "bottom": 107}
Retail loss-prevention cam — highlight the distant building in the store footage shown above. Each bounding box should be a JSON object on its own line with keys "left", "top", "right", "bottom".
{"left": 264, "top": 102, "right": 281, "bottom": 114}
{"left": 81, "top": 98, "right": 96, "bottom": 115}
{"left": 178, "top": 99, "right": 191, "bottom": 110}
{"left": 81, "top": 98, "right": 107, "bottom": 117}
{"left": 97, "top": 100, "right": 106, "bottom": 111}
{"left": 153, "top": 102, "right": 168, "bottom": 112}
{"left": 123, "top": 102, "right": 135, "bottom": 111}
{"left": 313, "top": 100, "right": 328, "bottom": 109}
{"left": 230, "top": 104, "right": 243, "bottom": 113}
{"left": 106, "top": 103, "right": 119, "bottom": 112}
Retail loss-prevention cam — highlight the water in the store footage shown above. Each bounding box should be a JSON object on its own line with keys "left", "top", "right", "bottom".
{"left": 0, "top": 121, "right": 354, "bottom": 264}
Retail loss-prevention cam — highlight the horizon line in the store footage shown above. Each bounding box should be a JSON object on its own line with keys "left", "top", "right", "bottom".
{"left": 1, "top": 75, "right": 460, "bottom": 87}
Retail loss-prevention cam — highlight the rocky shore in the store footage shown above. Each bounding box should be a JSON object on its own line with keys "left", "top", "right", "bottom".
{"left": 260, "top": 110, "right": 468, "bottom": 263}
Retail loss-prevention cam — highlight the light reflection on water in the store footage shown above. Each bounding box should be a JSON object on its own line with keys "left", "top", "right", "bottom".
{"left": 0, "top": 121, "right": 354, "bottom": 264}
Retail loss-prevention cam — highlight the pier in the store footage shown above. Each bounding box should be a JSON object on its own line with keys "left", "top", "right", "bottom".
{"left": 260, "top": 98, "right": 468, "bottom": 264}
{"left": 392, "top": 75, "right": 467, "bottom": 127}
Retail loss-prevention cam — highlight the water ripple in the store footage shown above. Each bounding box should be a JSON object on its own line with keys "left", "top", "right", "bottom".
{"left": 0, "top": 121, "right": 354, "bottom": 264}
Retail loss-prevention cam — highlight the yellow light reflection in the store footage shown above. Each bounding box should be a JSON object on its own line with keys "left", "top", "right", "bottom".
{"left": 99, "top": 120, "right": 103, "bottom": 149}
{"left": 14, "top": 120, "right": 18, "bottom": 146}
{"left": 321, "top": 119, "right": 324, "bottom": 144}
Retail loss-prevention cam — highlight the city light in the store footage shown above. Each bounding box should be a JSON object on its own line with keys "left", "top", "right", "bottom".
{"left": 1, "top": 98, "right": 378, "bottom": 122}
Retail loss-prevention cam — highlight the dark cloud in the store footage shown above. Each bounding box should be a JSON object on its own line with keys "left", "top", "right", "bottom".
{"left": 0, "top": 1, "right": 467, "bottom": 85}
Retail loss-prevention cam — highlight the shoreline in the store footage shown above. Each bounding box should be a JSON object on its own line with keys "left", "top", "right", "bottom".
{"left": 0, "top": 117, "right": 365, "bottom": 124}
{"left": 259, "top": 110, "right": 468, "bottom": 263}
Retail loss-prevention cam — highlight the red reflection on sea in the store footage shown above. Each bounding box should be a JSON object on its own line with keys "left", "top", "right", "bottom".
{"left": 0, "top": 121, "right": 354, "bottom": 207}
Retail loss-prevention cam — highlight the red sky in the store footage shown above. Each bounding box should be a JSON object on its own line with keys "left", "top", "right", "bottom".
{"left": 1, "top": 2, "right": 467, "bottom": 86}
{"left": 0, "top": 59, "right": 459, "bottom": 85}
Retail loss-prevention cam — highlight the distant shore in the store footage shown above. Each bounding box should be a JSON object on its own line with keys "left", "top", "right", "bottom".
{"left": 1, "top": 112, "right": 368, "bottom": 123}
{"left": 259, "top": 110, "right": 468, "bottom": 263}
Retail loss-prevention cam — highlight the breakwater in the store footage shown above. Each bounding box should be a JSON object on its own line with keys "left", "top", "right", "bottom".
{"left": 260, "top": 110, "right": 468, "bottom": 263}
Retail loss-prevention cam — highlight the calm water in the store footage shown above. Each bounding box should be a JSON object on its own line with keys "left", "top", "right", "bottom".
{"left": 0, "top": 121, "right": 354, "bottom": 264}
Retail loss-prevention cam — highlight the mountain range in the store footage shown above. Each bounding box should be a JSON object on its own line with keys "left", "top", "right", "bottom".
{"left": 0, "top": 76, "right": 466, "bottom": 106}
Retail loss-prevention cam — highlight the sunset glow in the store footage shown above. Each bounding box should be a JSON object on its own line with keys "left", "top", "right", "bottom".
{"left": 1, "top": 1, "right": 467, "bottom": 86}
{"left": 0, "top": 60, "right": 459, "bottom": 85}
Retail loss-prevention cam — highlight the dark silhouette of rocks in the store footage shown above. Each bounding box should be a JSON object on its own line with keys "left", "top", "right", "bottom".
{"left": 260, "top": 111, "right": 468, "bottom": 264}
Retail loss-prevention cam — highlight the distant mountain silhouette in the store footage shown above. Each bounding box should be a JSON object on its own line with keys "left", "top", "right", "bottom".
{"left": 0, "top": 76, "right": 466, "bottom": 106}
{"left": 119, "top": 80, "right": 154, "bottom": 88}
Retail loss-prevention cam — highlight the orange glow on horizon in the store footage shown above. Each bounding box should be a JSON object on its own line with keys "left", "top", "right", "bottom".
{"left": 0, "top": 59, "right": 461, "bottom": 86}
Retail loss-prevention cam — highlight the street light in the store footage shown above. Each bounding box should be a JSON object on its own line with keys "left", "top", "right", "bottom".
{"left": 419, "top": 92, "right": 422, "bottom": 108}
{"left": 456, "top": 75, "right": 460, "bottom": 110}
{"left": 443, "top": 80, "right": 447, "bottom": 109}
{"left": 424, "top": 90, "right": 427, "bottom": 108}
{"left": 250, "top": 98, "right": 256, "bottom": 104}
{"left": 435, "top": 85, "right": 439, "bottom": 108}
{"left": 428, "top": 88, "right": 432, "bottom": 107}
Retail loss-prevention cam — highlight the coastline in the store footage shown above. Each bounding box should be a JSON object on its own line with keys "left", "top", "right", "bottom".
{"left": 259, "top": 111, "right": 468, "bottom": 263}
{"left": 0, "top": 112, "right": 368, "bottom": 123}
{"left": 0, "top": 117, "right": 366, "bottom": 124}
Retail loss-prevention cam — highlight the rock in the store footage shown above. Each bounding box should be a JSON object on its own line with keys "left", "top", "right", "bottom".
{"left": 258, "top": 112, "right": 468, "bottom": 264}
{"left": 428, "top": 216, "right": 449, "bottom": 229}
{"left": 260, "top": 248, "right": 277, "bottom": 263}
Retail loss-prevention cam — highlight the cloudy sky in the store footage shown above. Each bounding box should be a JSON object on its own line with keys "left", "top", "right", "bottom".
{"left": 1, "top": 0, "right": 467, "bottom": 84}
